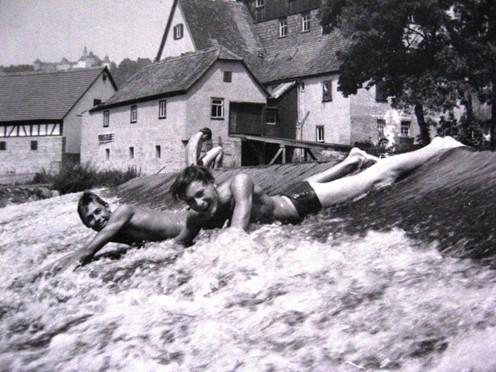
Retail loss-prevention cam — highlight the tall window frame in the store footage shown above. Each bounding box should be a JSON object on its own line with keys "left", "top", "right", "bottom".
{"left": 211, "top": 98, "right": 224, "bottom": 119}
{"left": 401, "top": 121, "right": 411, "bottom": 136}
{"left": 173, "top": 24, "right": 184, "bottom": 40}
{"left": 322, "top": 80, "right": 333, "bottom": 102}
{"left": 266, "top": 109, "right": 277, "bottom": 125}
{"left": 159, "top": 100, "right": 167, "bottom": 119}
{"left": 130, "top": 105, "right": 137, "bottom": 123}
{"left": 103, "top": 110, "right": 110, "bottom": 127}
{"left": 316, "top": 126, "right": 325, "bottom": 142}
{"left": 279, "top": 18, "right": 288, "bottom": 38}
{"left": 301, "top": 13, "right": 311, "bottom": 32}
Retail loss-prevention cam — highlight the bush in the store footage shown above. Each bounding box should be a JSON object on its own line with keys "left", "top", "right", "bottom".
{"left": 31, "top": 168, "right": 53, "bottom": 184}
{"left": 51, "top": 163, "right": 139, "bottom": 195}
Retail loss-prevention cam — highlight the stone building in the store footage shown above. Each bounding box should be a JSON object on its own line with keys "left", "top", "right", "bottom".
{"left": 157, "top": 0, "right": 419, "bottom": 149}
{"left": 33, "top": 47, "right": 113, "bottom": 72}
{"left": 0, "top": 68, "right": 117, "bottom": 175}
{"left": 82, "top": 0, "right": 420, "bottom": 174}
{"left": 81, "top": 47, "right": 267, "bottom": 174}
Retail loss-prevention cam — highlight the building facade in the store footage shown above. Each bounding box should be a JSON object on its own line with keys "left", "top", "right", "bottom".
{"left": 0, "top": 68, "right": 117, "bottom": 175}
{"left": 157, "top": 0, "right": 419, "bottom": 152}
{"left": 81, "top": 48, "right": 267, "bottom": 173}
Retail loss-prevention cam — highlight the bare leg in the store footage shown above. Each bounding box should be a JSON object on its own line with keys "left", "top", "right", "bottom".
{"left": 200, "top": 146, "right": 223, "bottom": 168}
{"left": 305, "top": 148, "right": 379, "bottom": 183}
{"left": 310, "top": 137, "right": 465, "bottom": 207}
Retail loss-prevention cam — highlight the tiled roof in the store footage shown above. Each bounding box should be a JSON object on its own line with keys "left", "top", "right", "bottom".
{"left": 100, "top": 47, "right": 252, "bottom": 109}
{"left": 259, "top": 30, "right": 349, "bottom": 83}
{"left": 0, "top": 68, "right": 111, "bottom": 122}
{"left": 166, "top": 0, "right": 348, "bottom": 84}
{"left": 179, "top": 0, "right": 264, "bottom": 60}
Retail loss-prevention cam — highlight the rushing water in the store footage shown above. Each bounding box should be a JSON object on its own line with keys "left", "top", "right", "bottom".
{"left": 1, "top": 183, "right": 495, "bottom": 371}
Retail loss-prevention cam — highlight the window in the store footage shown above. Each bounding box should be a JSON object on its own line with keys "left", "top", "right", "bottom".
{"left": 401, "top": 121, "right": 411, "bottom": 136}
{"left": 211, "top": 98, "right": 224, "bottom": 119}
{"left": 93, "top": 99, "right": 102, "bottom": 106}
{"left": 266, "top": 109, "right": 277, "bottom": 125}
{"left": 376, "top": 81, "right": 388, "bottom": 102}
{"left": 322, "top": 80, "right": 332, "bottom": 102}
{"left": 155, "top": 145, "right": 161, "bottom": 159}
{"left": 103, "top": 110, "right": 109, "bottom": 127}
{"left": 316, "top": 126, "right": 325, "bottom": 142}
{"left": 300, "top": 81, "right": 305, "bottom": 92}
{"left": 130, "top": 105, "right": 137, "bottom": 123}
{"left": 159, "top": 100, "right": 167, "bottom": 119}
{"left": 279, "top": 18, "right": 288, "bottom": 37}
{"left": 173, "top": 24, "right": 184, "bottom": 40}
{"left": 302, "top": 13, "right": 311, "bottom": 32}
{"left": 105, "top": 148, "right": 110, "bottom": 160}
{"left": 255, "top": 0, "right": 265, "bottom": 8}
{"left": 0, "top": 141, "right": 6, "bottom": 150}
{"left": 377, "top": 119, "right": 386, "bottom": 134}
{"left": 30, "top": 140, "right": 38, "bottom": 150}
{"left": 129, "top": 147, "right": 134, "bottom": 159}
{"left": 223, "top": 71, "right": 232, "bottom": 83}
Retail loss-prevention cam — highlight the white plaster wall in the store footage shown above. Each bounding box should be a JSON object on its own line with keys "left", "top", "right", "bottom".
{"left": 81, "top": 96, "right": 187, "bottom": 174}
{"left": 186, "top": 60, "right": 267, "bottom": 167}
{"left": 297, "top": 74, "right": 351, "bottom": 144}
{"left": 159, "top": 2, "right": 196, "bottom": 59}
{"left": 64, "top": 71, "right": 117, "bottom": 154}
{"left": 0, "top": 136, "right": 63, "bottom": 174}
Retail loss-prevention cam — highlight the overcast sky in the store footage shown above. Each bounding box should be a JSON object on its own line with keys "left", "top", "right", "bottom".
{"left": 0, "top": 0, "right": 173, "bottom": 66}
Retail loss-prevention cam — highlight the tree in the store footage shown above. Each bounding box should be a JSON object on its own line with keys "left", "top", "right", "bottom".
{"left": 0, "top": 64, "right": 34, "bottom": 73}
{"left": 320, "top": 0, "right": 495, "bottom": 147}
{"left": 112, "top": 57, "right": 152, "bottom": 86}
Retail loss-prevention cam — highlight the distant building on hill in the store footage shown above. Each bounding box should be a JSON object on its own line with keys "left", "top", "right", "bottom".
{"left": 0, "top": 68, "right": 117, "bottom": 175}
{"left": 33, "top": 47, "right": 113, "bottom": 72}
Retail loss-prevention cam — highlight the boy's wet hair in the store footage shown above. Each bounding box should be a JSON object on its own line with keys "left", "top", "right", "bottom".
{"left": 200, "top": 127, "right": 212, "bottom": 140}
{"left": 77, "top": 191, "right": 109, "bottom": 227}
{"left": 170, "top": 165, "right": 215, "bottom": 201}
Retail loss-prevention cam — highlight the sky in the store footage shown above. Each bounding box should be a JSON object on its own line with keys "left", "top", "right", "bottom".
{"left": 0, "top": 0, "right": 173, "bottom": 66}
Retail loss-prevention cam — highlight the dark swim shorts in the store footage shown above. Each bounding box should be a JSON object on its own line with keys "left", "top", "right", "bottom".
{"left": 281, "top": 181, "right": 322, "bottom": 220}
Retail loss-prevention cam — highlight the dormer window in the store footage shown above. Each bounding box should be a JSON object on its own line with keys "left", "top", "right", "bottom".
{"left": 173, "top": 24, "right": 184, "bottom": 40}
{"left": 255, "top": 0, "right": 265, "bottom": 8}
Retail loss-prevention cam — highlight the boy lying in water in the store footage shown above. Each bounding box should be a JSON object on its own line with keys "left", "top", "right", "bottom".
{"left": 53, "top": 192, "right": 186, "bottom": 270}
{"left": 170, "top": 136, "right": 465, "bottom": 246}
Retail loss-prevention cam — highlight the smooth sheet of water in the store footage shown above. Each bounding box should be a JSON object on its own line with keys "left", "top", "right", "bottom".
{"left": 1, "top": 191, "right": 495, "bottom": 371}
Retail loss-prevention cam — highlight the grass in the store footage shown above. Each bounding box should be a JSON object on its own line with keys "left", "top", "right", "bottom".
{"left": 33, "top": 163, "right": 140, "bottom": 195}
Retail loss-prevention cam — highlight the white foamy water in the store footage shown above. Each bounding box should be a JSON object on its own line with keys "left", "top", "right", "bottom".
{"left": 0, "top": 193, "right": 495, "bottom": 371}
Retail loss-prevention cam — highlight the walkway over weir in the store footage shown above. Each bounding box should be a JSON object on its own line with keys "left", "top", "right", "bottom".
{"left": 230, "top": 134, "right": 353, "bottom": 164}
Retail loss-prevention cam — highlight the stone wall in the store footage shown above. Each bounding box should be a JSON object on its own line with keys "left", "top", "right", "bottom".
{"left": 0, "top": 136, "right": 63, "bottom": 174}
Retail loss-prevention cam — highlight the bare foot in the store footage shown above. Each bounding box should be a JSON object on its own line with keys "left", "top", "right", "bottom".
{"left": 348, "top": 148, "right": 379, "bottom": 168}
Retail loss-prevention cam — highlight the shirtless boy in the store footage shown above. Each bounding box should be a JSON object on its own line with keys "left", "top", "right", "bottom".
{"left": 185, "top": 127, "right": 223, "bottom": 168}
{"left": 170, "top": 136, "right": 465, "bottom": 245}
{"left": 56, "top": 192, "right": 186, "bottom": 269}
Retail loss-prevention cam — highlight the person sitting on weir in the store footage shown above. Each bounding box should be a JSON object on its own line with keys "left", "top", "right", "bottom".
{"left": 170, "top": 136, "right": 465, "bottom": 246}
{"left": 185, "top": 127, "right": 223, "bottom": 169}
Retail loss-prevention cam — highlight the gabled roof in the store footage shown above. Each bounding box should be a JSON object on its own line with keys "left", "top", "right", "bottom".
{"left": 156, "top": 0, "right": 348, "bottom": 84}
{"left": 0, "top": 68, "right": 116, "bottom": 122}
{"left": 156, "top": 0, "right": 264, "bottom": 64}
{"left": 98, "top": 46, "right": 267, "bottom": 110}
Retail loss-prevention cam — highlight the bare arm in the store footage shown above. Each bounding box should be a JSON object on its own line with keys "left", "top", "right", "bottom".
{"left": 229, "top": 174, "right": 254, "bottom": 231}
{"left": 79, "top": 205, "right": 135, "bottom": 265}
{"left": 174, "top": 213, "right": 202, "bottom": 247}
{"left": 185, "top": 132, "right": 203, "bottom": 166}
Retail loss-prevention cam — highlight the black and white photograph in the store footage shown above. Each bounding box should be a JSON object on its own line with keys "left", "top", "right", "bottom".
{"left": 0, "top": 0, "right": 495, "bottom": 370}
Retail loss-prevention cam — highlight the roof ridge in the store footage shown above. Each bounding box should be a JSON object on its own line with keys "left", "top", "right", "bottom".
{"left": 146, "top": 47, "right": 220, "bottom": 68}
{"left": 1, "top": 67, "right": 104, "bottom": 77}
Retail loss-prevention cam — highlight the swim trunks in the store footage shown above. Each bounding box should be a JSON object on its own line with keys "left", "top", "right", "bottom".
{"left": 280, "top": 181, "right": 322, "bottom": 220}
